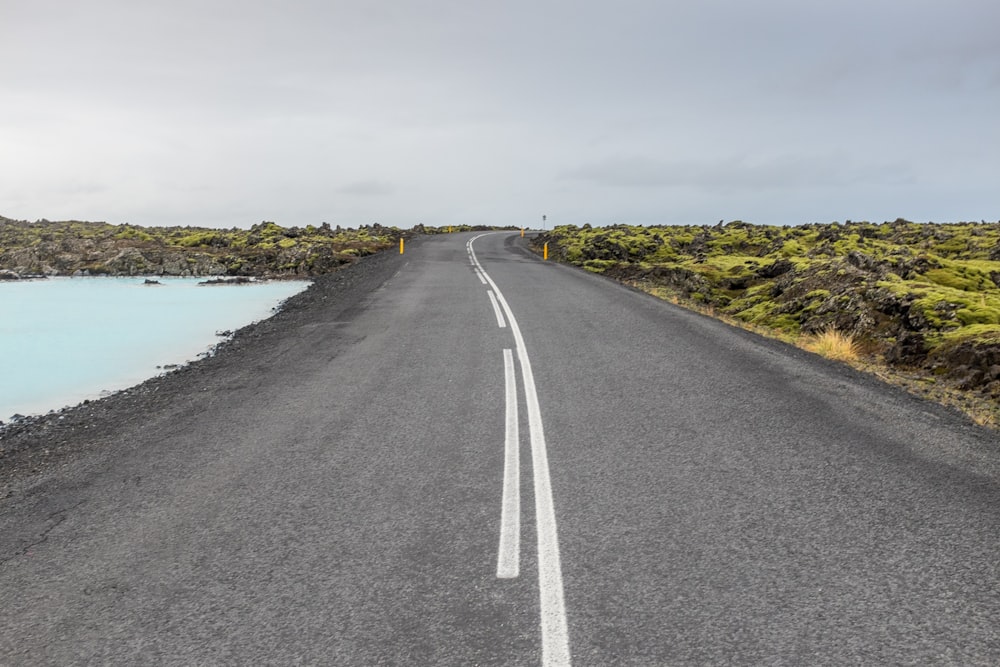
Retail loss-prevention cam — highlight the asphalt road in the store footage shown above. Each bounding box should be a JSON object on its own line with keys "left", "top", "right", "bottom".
{"left": 2, "top": 231, "right": 1000, "bottom": 665}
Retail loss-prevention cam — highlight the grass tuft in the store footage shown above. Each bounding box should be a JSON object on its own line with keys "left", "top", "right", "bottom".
{"left": 800, "top": 329, "right": 859, "bottom": 362}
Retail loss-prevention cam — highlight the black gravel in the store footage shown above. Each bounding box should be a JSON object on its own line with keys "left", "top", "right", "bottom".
{"left": 0, "top": 247, "right": 406, "bottom": 489}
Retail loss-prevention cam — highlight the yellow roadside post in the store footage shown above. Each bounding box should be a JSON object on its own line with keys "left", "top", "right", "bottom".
{"left": 400, "top": 238, "right": 404, "bottom": 254}
{"left": 544, "top": 242, "right": 549, "bottom": 260}
{"left": 521, "top": 228, "right": 525, "bottom": 237}
{"left": 448, "top": 226, "right": 453, "bottom": 233}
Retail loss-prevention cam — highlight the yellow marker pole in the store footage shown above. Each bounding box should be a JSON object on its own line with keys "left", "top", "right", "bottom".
{"left": 543, "top": 242, "right": 548, "bottom": 260}
{"left": 448, "top": 226, "right": 452, "bottom": 233}
{"left": 521, "top": 228, "right": 525, "bottom": 237}
{"left": 400, "top": 238, "right": 405, "bottom": 254}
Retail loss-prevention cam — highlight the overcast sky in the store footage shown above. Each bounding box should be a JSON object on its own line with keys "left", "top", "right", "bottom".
{"left": 2, "top": 0, "right": 998, "bottom": 229}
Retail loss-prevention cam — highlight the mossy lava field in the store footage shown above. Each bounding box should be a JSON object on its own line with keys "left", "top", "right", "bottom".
{"left": 537, "top": 219, "right": 1000, "bottom": 425}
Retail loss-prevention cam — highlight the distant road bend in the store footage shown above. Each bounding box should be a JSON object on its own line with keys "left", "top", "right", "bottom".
{"left": 2, "top": 231, "right": 1000, "bottom": 665}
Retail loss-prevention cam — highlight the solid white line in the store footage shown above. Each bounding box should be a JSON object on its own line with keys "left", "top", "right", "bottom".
{"left": 487, "top": 290, "right": 507, "bottom": 328}
{"left": 497, "top": 348, "right": 520, "bottom": 579}
{"left": 474, "top": 268, "right": 488, "bottom": 285}
{"left": 470, "top": 233, "right": 571, "bottom": 667}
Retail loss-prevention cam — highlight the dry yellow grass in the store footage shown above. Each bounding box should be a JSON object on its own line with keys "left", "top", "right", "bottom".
{"left": 800, "top": 329, "right": 859, "bottom": 362}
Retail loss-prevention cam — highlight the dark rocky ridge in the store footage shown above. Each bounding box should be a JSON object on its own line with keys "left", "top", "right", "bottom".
{"left": 0, "top": 217, "right": 401, "bottom": 278}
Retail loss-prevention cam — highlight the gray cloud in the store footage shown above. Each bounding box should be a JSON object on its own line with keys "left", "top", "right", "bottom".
{"left": 1, "top": 0, "right": 997, "bottom": 228}
{"left": 561, "top": 155, "right": 915, "bottom": 191}
{"left": 337, "top": 181, "right": 395, "bottom": 197}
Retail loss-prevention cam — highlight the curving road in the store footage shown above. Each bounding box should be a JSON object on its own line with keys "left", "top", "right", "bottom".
{"left": 2, "top": 231, "right": 1000, "bottom": 665}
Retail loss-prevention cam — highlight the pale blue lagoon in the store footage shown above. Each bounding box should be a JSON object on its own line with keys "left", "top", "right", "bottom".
{"left": 0, "top": 277, "right": 310, "bottom": 420}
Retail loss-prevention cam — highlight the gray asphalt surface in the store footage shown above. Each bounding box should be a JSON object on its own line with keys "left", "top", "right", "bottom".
{"left": 2, "top": 231, "right": 999, "bottom": 665}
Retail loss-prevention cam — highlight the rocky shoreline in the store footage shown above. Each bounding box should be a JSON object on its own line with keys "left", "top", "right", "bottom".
{"left": 0, "top": 217, "right": 511, "bottom": 279}
{"left": 0, "top": 246, "right": 407, "bottom": 487}
{"left": 0, "top": 270, "right": 48, "bottom": 281}
{"left": 0, "top": 217, "right": 402, "bottom": 278}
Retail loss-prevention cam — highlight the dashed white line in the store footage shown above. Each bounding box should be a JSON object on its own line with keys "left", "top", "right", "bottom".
{"left": 497, "top": 348, "right": 520, "bottom": 579}
{"left": 470, "top": 234, "right": 572, "bottom": 667}
{"left": 487, "top": 290, "right": 507, "bottom": 328}
{"left": 474, "top": 268, "right": 488, "bottom": 284}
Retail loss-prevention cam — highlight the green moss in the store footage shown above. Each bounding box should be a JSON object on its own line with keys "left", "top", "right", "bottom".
{"left": 956, "top": 307, "right": 1000, "bottom": 326}
{"left": 583, "top": 259, "right": 617, "bottom": 273}
{"left": 537, "top": 220, "right": 1000, "bottom": 367}
{"left": 700, "top": 254, "right": 760, "bottom": 273}
{"left": 174, "top": 231, "right": 228, "bottom": 248}
{"left": 932, "top": 236, "right": 971, "bottom": 256}
{"left": 923, "top": 268, "right": 981, "bottom": 291}
{"left": 776, "top": 239, "right": 800, "bottom": 257}
{"left": 114, "top": 225, "right": 155, "bottom": 242}
{"left": 938, "top": 324, "right": 1000, "bottom": 343}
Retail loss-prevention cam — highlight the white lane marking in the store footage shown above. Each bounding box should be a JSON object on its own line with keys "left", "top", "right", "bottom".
{"left": 487, "top": 290, "right": 507, "bottom": 328}
{"left": 470, "top": 234, "right": 572, "bottom": 667}
{"left": 474, "top": 268, "right": 488, "bottom": 285}
{"left": 497, "top": 348, "right": 520, "bottom": 579}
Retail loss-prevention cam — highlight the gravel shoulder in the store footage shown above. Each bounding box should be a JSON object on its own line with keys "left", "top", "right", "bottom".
{"left": 0, "top": 247, "right": 406, "bottom": 496}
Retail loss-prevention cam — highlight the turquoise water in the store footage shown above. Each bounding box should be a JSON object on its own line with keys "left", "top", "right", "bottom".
{"left": 0, "top": 277, "right": 310, "bottom": 420}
